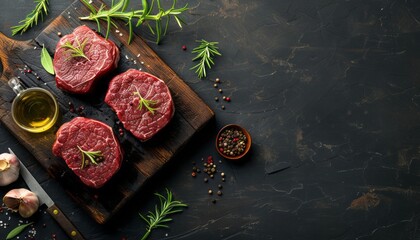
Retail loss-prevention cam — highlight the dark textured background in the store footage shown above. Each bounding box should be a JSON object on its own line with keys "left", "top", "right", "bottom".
{"left": 1, "top": 0, "right": 420, "bottom": 239}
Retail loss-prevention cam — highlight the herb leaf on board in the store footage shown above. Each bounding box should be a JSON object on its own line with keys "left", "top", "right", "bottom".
{"left": 80, "top": 0, "right": 188, "bottom": 44}
{"left": 40, "top": 44, "right": 54, "bottom": 75}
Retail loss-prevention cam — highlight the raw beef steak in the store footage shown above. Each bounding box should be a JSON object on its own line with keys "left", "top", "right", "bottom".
{"left": 53, "top": 25, "right": 119, "bottom": 94}
{"left": 105, "top": 69, "right": 174, "bottom": 141}
{"left": 52, "top": 117, "right": 123, "bottom": 188}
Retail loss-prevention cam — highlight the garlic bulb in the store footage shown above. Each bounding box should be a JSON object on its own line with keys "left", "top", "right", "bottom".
{"left": 0, "top": 153, "right": 20, "bottom": 186}
{"left": 3, "top": 188, "right": 40, "bottom": 218}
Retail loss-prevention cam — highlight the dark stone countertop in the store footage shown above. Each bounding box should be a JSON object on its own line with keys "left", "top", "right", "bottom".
{"left": 1, "top": 0, "right": 420, "bottom": 239}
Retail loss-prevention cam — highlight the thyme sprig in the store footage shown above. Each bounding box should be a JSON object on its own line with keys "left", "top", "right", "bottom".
{"left": 77, "top": 146, "right": 103, "bottom": 169}
{"left": 60, "top": 38, "right": 90, "bottom": 61}
{"left": 11, "top": 0, "right": 49, "bottom": 35}
{"left": 133, "top": 87, "right": 159, "bottom": 114}
{"left": 80, "top": 0, "right": 188, "bottom": 44}
{"left": 139, "top": 189, "right": 187, "bottom": 240}
{"left": 191, "top": 39, "right": 222, "bottom": 79}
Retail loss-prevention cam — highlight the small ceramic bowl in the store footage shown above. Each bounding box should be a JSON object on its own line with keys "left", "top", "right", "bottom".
{"left": 216, "top": 124, "right": 252, "bottom": 160}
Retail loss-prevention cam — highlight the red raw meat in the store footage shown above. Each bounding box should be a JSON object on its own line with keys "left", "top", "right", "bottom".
{"left": 52, "top": 117, "right": 123, "bottom": 188}
{"left": 53, "top": 25, "right": 119, "bottom": 94}
{"left": 105, "top": 69, "right": 174, "bottom": 141}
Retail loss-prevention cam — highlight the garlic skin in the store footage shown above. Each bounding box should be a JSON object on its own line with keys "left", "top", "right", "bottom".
{"left": 0, "top": 153, "right": 20, "bottom": 186}
{"left": 3, "top": 188, "right": 40, "bottom": 218}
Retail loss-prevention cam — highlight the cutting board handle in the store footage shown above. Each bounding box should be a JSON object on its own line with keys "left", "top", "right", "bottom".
{"left": 0, "top": 32, "right": 34, "bottom": 82}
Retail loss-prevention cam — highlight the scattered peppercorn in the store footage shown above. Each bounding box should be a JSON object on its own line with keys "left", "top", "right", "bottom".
{"left": 214, "top": 83, "right": 218, "bottom": 88}
{"left": 218, "top": 89, "right": 223, "bottom": 93}
{"left": 215, "top": 97, "right": 219, "bottom": 102}
{"left": 57, "top": 32, "right": 62, "bottom": 37}
{"left": 226, "top": 97, "right": 231, "bottom": 102}
{"left": 77, "top": 105, "right": 85, "bottom": 113}
{"left": 204, "top": 178, "right": 208, "bottom": 183}
{"left": 182, "top": 45, "right": 187, "bottom": 51}
{"left": 221, "top": 172, "right": 225, "bottom": 177}
{"left": 191, "top": 172, "right": 197, "bottom": 177}
{"left": 217, "top": 190, "right": 222, "bottom": 196}
{"left": 208, "top": 189, "right": 213, "bottom": 195}
{"left": 212, "top": 199, "right": 217, "bottom": 204}
{"left": 218, "top": 184, "right": 223, "bottom": 189}
{"left": 221, "top": 105, "right": 225, "bottom": 110}
{"left": 215, "top": 78, "right": 220, "bottom": 83}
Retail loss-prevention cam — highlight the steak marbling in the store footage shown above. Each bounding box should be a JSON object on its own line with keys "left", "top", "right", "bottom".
{"left": 52, "top": 117, "right": 123, "bottom": 188}
{"left": 105, "top": 69, "right": 174, "bottom": 141}
{"left": 53, "top": 25, "right": 119, "bottom": 94}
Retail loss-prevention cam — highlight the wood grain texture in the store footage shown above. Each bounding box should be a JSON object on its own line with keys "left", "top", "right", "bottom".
{"left": 0, "top": 0, "right": 214, "bottom": 224}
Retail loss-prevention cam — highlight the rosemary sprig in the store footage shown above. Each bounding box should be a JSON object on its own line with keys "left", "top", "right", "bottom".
{"left": 80, "top": 0, "right": 188, "bottom": 44}
{"left": 77, "top": 146, "right": 103, "bottom": 169}
{"left": 60, "top": 38, "right": 90, "bottom": 61}
{"left": 11, "top": 0, "right": 49, "bottom": 35}
{"left": 191, "top": 39, "right": 222, "bottom": 79}
{"left": 139, "top": 189, "right": 187, "bottom": 240}
{"left": 133, "top": 87, "right": 159, "bottom": 114}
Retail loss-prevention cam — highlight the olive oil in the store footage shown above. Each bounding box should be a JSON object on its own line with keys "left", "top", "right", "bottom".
{"left": 11, "top": 88, "right": 59, "bottom": 133}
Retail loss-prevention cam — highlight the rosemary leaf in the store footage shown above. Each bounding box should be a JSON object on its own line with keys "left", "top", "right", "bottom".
{"left": 40, "top": 44, "right": 54, "bottom": 75}
{"left": 80, "top": 0, "right": 188, "bottom": 44}
{"left": 11, "top": 0, "right": 49, "bottom": 35}
{"left": 190, "top": 40, "right": 222, "bottom": 79}
{"left": 133, "top": 87, "right": 159, "bottom": 114}
{"left": 139, "top": 189, "right": 187, "bottom": 240}
{"left": 60, "top": 38, "right": 90, "bottom": 61}
{"left": 77, "top": 146, "right": 103, "bottom": 169}
{"left": 6, "top": 222, "right": 34, "bottom": 240}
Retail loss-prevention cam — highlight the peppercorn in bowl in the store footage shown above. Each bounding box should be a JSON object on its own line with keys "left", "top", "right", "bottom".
{"left": 216, "top": 124, "right": 251, "bottom": 160}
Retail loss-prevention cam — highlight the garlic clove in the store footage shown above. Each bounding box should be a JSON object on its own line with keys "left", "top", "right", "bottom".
{"left": 3, "top": 188, "right": 40, "bottom": 218}
{"left": 0, "top": 153, "right": 20, "bottom": 186}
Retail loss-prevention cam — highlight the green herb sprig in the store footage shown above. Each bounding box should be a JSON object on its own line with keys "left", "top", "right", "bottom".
{"left": 77, "top": 146, "right": 103, "bottom": 169}
{"left": 191, "top": 39, "right": 222, "bottom": 79}
{"left": 6, "top": 222, "right": 33, "bottom": 240}
{"left": 40, "top": 44, "right": 54, "bottom": 75}
{"left": 60, "top": 38, "right": 90, "bottom": 61}
{"left": 133, "top": 87, "right": 159, "bottom": 114}
{"left": 80, "top": 0, "right": 188, "bottom": 44}
{"left": 11, "top": 0, "right": 49, "bottom": 35}
{"left": 139, "top": 189, "right": 187, "bottom": 240}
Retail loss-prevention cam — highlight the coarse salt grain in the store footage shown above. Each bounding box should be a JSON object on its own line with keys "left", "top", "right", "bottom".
{"left": 137, "top": 53, "right": 141, "bottom": 57}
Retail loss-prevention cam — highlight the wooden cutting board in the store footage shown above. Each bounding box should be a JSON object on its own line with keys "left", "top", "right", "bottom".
{"left": 0, "top": 0, "right": 214, "bottom": 224}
